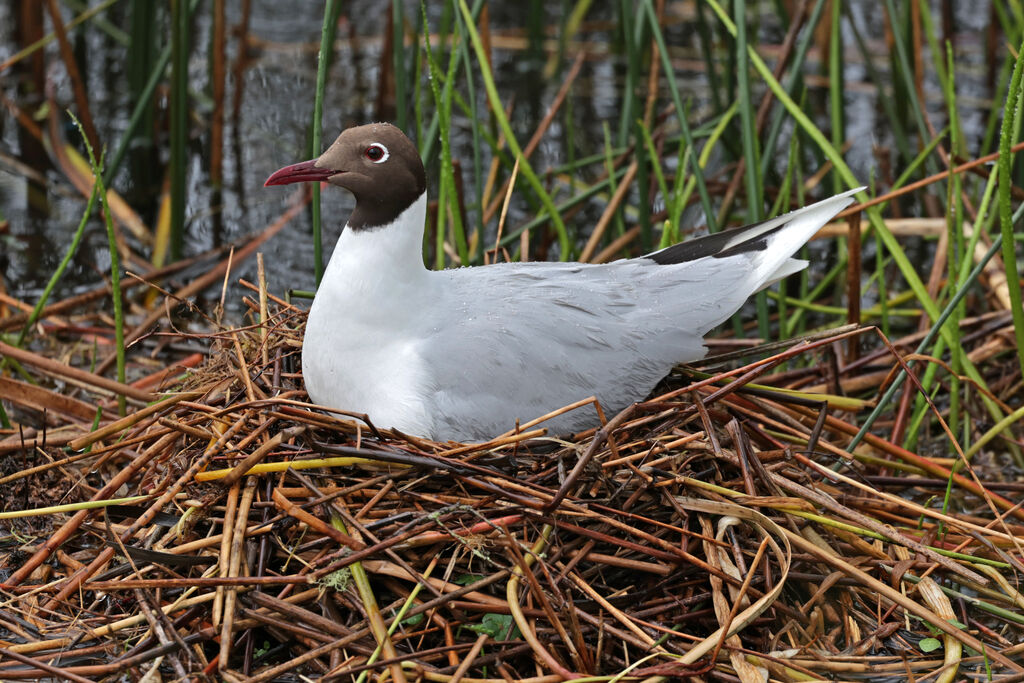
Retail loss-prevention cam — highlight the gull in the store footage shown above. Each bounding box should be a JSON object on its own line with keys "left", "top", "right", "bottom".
{"left": 266, "top": 123, "right": 860, "bottom": 441}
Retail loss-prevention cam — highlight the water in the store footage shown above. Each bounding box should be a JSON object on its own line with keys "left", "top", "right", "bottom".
{"left": 0, "top": 0, "right": 998, "bottom": 314}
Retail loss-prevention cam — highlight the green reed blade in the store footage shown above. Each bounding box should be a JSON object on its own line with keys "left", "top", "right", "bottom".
{"left": 309, "top": 0, "right": 343, "bottom": 287}
{"left": 457, "top": 0, "right": 571, "bottom": 259}
{"left": 997, "top": 35, "right": 1024, "bottom": 378}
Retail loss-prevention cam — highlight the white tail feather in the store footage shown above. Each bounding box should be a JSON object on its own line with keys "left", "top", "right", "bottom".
{"left": 747, "top": 187, "right": 862, "bottom": 290}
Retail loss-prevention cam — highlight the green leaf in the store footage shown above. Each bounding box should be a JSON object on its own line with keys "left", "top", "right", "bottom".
{"left": 455, "top": 573, "right": 485, "bottom": 586}
{"left": 401, "top": 612, "right": 424, "bottom": 627}
{"left": 466, "top": 612, "right": 517, "bottom": 639}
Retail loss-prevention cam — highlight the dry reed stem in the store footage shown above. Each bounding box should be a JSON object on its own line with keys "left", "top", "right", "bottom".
{"left": 1, "top": 293, "right": 1021, "bottom": 679}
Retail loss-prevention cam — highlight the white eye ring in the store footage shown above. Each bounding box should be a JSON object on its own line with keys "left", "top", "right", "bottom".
{"left": 365, "top": 142, "right": 390, "bottom": 164}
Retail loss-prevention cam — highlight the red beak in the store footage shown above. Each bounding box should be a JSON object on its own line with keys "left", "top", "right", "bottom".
{"left": 264, "top": 159, "right": 338, "bottom": 186}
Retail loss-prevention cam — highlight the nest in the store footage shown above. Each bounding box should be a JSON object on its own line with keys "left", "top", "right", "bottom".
{"left": 1, "top": 288, "right": 1023, "bottom": 682}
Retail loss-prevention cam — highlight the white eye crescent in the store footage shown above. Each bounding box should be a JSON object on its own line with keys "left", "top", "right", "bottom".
{"left": 365, "top": 142, "right": 390, "bottom": 164}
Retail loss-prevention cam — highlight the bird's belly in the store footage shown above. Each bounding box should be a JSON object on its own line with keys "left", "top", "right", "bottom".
{"left": 301, "top": 307, "right": 433, "bottom": 436}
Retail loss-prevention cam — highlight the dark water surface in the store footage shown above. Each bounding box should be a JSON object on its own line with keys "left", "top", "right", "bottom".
{"left": 0, "top": 1, "right": 996, "bottom": 313}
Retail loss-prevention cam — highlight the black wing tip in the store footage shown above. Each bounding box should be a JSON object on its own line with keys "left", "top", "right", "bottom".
{"left": 645, "top": 222, "right": 770, "bottom": 265}
{"left": 644, "top": 188, "right": 866, "bottom": 266}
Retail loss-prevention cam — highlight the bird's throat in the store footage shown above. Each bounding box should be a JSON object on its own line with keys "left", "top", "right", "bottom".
{"left": 320, "top": 191, "right": 431, "bottom": 295}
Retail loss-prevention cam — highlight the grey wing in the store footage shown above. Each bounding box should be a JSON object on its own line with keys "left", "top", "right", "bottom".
{"left": 420, "top": 259, "right": 750, "bottom": 440}
{"left": 417, "top": 189, "right": 860, "bottom": 440}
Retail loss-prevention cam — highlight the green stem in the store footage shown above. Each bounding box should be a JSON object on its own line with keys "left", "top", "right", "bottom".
{"left": 392, "top": 0, "right": 407, "bottom": 130}
{"left": 105, "top": 0, "right": 202, "bottom": 188}
{"left": 997, "top": 35, "right": 1024, "bottom": 378}
{"left": 457, "top": 0, "right": 570, "bottom": 258}
{"left": 169, "top": 0, "right": 189, "bottom": 261}
{"left": 71, "top": 113, "right": 127, "bottom": 415}
{"left": 641, "top": 0, "right": 717, "bottom": 232}
{"left": 849, "top": 234, "right": 1006, "bottom": 452}
{"left": 705, "top": 0, "right": 1007, "bottom": 434}
{"left": 310, "top": 0, "right": 342, "bottom": 287}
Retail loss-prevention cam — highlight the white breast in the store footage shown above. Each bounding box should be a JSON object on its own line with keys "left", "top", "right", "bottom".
{"left": 301, "top": 194, "right": 439, "bottom": 435}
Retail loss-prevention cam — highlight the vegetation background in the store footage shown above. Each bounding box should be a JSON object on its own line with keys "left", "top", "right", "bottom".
{"left": 0, "top": 1, "right": 1023, "bottom": 679}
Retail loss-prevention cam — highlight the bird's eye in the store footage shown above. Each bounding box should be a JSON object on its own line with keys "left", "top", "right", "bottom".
{"left": 365, "top": 143, "right": 389, "bottom": 163}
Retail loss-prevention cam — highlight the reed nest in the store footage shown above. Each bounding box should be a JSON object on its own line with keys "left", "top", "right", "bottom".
{"left": 1, "top": 280, "right": 1024, "bottom": 682}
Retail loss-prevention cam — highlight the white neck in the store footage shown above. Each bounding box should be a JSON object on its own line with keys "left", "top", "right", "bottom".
{"left": 323, "top": 192, "right": 429, "bottom": 280}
